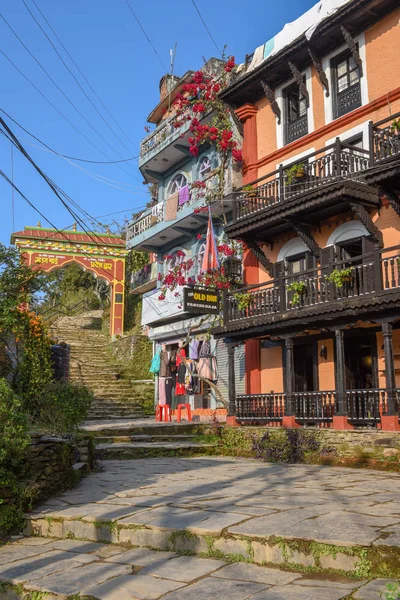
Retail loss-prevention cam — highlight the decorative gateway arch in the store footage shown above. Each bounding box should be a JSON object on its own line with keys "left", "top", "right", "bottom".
{"left": 11, "top": 224, "right": 127, "bottom": 337}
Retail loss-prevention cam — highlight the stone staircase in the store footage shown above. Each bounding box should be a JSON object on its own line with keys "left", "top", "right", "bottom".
{"left": 51, "top": 311, "right": 147, "bottom": 420}
{"left": 89, "top": 421, "right": 213, "bottom": 459}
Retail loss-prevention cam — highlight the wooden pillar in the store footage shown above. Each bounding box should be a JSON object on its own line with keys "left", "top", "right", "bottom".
{"left": 227, "top": 343, "right": 239, "bottom": 426}
{"left": 282, "top": 338, "right": 299, "bottom": 428}
{"left": 235, "top": 104, "right": 258, "bottom": 183}
{"left": 381, "top": 321, "right": 400, "bottom": 430}
{"left": 333, "top": 329, "right": 353, "bottom": 430}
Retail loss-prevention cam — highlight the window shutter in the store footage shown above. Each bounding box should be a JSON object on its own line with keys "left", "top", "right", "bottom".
{"left": 320, "top": 246, "right": 335, "bottom": 275}
{"left": 272, "top": 260, "right": 285, "bottom": 281}
{"left": 362, "top": 237, "right": 377, "bottom": 292}
{"left": 306, "top": 251, "right": 317, "bottom": 271}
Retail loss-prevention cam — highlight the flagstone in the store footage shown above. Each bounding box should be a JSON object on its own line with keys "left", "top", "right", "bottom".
{"left": 83, "top": 572, "right": 186, "bottom": 600}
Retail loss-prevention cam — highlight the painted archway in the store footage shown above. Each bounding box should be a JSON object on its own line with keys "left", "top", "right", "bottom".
{"left": 11, "top": 225, "right": 127, "bottom": 337}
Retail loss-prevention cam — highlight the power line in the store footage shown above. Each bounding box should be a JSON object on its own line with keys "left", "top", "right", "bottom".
{"left": 29, "top": 0, "right": 138, "bottom": 151}
{"left": 0, "top": 169, "right": 125, "bottom": 282}
{"left": 189, "top": 0, "right": 222, "bottom": 57}
{"left": 21, "top": 0, "right": 137, "bottom": 157}
{"left": 0, "top": 119, "right": 107, "bottom": 236}
{"left": 0, "top": 106, "right": 138, "bottom": 164}
{"left": 10, "top": 141, "right": 15, "bottom": 231}
{"left": 0, "top": 13, "right": 140, "bottom": 182}
{"left": 123, "top": 0, "right": 168, "bottom": 71}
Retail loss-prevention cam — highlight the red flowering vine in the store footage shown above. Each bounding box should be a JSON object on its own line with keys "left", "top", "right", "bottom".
{"left": 169, "top": 56, "right": 243, "bottom": 223}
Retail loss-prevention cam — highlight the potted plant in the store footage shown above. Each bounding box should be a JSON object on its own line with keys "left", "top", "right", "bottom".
{"left": 326, "top": 267, "right": 355, "bottom": 289}
{"left": 285, "top": 163, "right": 306, "bottom": 185}
{"left": 233, "top": 292, "right": 251, "bottom": 311}
{"left": 390, "top": 118, "right": 400, "bottom": 134}
{"left": 286, "top": 280, "right": 307, "bottom": 306}
{"left": 243, "top": 184, "right": 257, "bottom": 198}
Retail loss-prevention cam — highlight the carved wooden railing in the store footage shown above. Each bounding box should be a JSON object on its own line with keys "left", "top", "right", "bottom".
{"left": 235, "top": 393, "right": 285, "bottom": 422}
{"left": 294, "top": 391, "right": 336, "bottom": 423}
{"left": 224, "top": 245, "right": 400, "bottom": 326}
{"left": 233, "top": 139, "right": 370, "bottom": 221}
{"left": 371, "top": 111, "right": 400, "bottom": 163}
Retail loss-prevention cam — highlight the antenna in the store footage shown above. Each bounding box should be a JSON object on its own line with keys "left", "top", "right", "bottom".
{"left": 168, "top": 42, "right": 177, "bottom": 111}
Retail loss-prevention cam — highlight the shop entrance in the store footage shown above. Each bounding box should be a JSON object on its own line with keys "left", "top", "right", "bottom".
{"left": 344, "top": 335, "right": 377, "bottom": 389}
{"left": 293, "top": 342, "right": 318, "bottom": 392}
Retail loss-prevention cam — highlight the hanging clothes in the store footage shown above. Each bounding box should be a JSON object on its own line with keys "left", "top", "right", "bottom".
{"left": 198, "top": 341, "right": 218, "bottom": 383}
{"left": 159, "top": 351, "right": 171, "bottom": 377}
{"left": 158, "top": 377, "right": 167, "bottom": 405}
{"left": 189, "top": 339, "right": 200, "bottom": 360}
{"left": 165, "top": 377, "right": 173, "bottom": 406}
{"left": 175, "top": 347, "right": 187, "bottom": 396}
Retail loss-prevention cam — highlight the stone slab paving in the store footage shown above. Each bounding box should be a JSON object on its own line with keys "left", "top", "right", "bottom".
{"left": 26, "top": 457, "right": 400, "bottom": 549}
{"left": 0, "top": 537, "right": 378, "bottom": 599}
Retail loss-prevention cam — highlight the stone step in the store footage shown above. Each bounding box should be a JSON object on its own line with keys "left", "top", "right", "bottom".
{"left": 96, "top": 434, "right": 198, "bottom": 444}
{"left": 0, "top": 536, "right": 372, "bottom": 599}
{"left": 84, "top": 422, "right": 209, "bottom": 437}
{"left": 95, "top": 441, "right": 213, "bottom": 459}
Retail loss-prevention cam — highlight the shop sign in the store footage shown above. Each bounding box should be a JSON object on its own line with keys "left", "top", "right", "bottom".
{"left": 183, "top": 287, "right": 220, "bottom": 314}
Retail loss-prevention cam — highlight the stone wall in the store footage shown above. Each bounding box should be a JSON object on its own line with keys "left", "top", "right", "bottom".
{"left": 28, "top": 434, "right": 94, "bottom": 499}
{"left": 213, "top": 426, "right": 400, "bottom": 470}
{"left": 0, "top": 434, "right": 94, "bottom": 539}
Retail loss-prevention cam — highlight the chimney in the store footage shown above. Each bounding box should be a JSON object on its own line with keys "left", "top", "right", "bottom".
{"left": 159, "top": 74, "right": 181, "bottom": 102}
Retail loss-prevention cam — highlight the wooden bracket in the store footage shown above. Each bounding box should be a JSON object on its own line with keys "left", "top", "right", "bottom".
{"left": 288, "top": 62, "right": 310, "bottom": 107}
{"left": 227, "top": 105, "right": 244, "bottom": 137}
{"left": 341, "top": 27, "right": 363, "bottom": 77}
{"left": 261, "top": 81, "right": 281, "bottom": 124}
{"left": 380, "top": 186, "right": 400, "bottom": 216}
{"left": 246, "top": 240, "right": 274, "bottom": 276}
{"left": 349, "top": 202, "right": 383, "bottom": 246}
{"left": 287, "top": 219, "right": 320, "bottom": 256}
{"left": 308, "top": 48, "right": 330, "bottom": 97}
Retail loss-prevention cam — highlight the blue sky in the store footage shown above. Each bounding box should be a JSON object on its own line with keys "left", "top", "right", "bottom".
{"left": 0, "top": 0, "right": 316, "bottom": 246}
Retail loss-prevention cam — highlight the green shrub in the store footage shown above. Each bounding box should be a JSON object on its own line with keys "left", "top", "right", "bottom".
{"left": 34, "top": 381, "right": 93, "bottom": 434}
{"left": 0, "top": 379, "right": 29, "bottom": 475}
{"left": 0, "top": 379, "right": 30, "bottom": 538}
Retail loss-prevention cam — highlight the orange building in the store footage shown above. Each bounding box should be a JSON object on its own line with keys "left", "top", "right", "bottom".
{"left": 214, "top": 0, "right": 400, "bottom": 431}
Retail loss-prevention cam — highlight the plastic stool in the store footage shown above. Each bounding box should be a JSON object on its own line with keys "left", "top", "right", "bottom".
{"left": 156, "top": 404, "right": 171, "bottom": 422}
{"left": 176, "top": 403, "right": 192, "bottom": 423}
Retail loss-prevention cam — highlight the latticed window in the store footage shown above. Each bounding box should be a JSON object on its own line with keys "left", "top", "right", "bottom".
{"left": 169, "top": 174, "right": 187, "bottom": 195}
{"left": 332, "top": 51, "right": 361, "bottom": 118}
{"left": 199, "top": 156, "right": 211, "bottom": 179}
{"left": 284, "top": 81, "right": 308, "bottom": 145}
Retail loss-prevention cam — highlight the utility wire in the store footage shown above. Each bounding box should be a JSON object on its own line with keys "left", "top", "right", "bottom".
{"left": 0, "top": 106, "right": 139, "bottom": 164}
{"left": 0, "top": 119, "right": 107, "bottom": 237}
{"left": 10, "top": 141, "right": 15, "bottom": 231}
{"left": 123, "top": 0, "right": 168, "bottom": 71}
{"left": 189, "top": 0, "right": 222, "bottom": 57}
{"left": 21, "top": 0, "right": 137, "bottom": 157}
{"left": 0, "top": 169, "right": 125, "bottom": 282}
{"left": 0, "top": 14, "right": 140, "bottom": 182}
{"left": 29, "top": 0, "right": 138, "bottom": 151}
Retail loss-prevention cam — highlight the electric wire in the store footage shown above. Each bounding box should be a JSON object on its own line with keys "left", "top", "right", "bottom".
{"left": 29, "top": 0, "right": 137, "bottom": 151}
{"left": 21, "top": 0, "right": 137, "bottom": 157}
{"left": 189, "top": 0, "right": 222, "bottom": 57}
{"left": 123, "top": 0, "right": 168, "bottom": 71}
{"left": 0, "top": 169, "right": 125, "bottom": 282}
{"left": 0, "top": 106, "right": 139, "bottom": 164}
{"left": 0, "top": 15, "right": 141, "bottom": 182}
{"left": 0, "top": 120, "right": 108, "bottom": 237}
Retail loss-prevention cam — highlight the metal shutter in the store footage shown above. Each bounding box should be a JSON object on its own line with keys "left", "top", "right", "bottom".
{"left": 214, "top": 339, "right": 245, "bottom": 407}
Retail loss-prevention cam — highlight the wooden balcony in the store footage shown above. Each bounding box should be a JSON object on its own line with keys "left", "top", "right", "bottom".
{"left": 227, "top": 115, "right": 400, "bottom": 240}
{"left": 218, "top": 245, "right": 400, "bottom": 336}
{"left": 234, "top": 389, "right": 399, "bottom": 428}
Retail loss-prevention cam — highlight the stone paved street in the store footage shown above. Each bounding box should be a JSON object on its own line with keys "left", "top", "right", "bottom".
{"left": 2, "top": 457, "right": 399, "bottom": 599}
{"left": 27, "top": 457, "right": 400, "bottom": 547}
{"left": 0, "top": 536, "right": 396, "bottom": 599}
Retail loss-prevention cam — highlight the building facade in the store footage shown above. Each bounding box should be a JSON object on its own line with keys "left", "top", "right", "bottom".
{"left": 214, "top": 0, "right": 400, "bottom": 430}
{"left": 127, "top": 59, "right": 244, "bottom": 418}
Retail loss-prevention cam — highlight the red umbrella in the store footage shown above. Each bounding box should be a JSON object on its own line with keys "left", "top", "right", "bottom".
{"left": 201, "top": 207, "right": 220, "bottom": 272}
